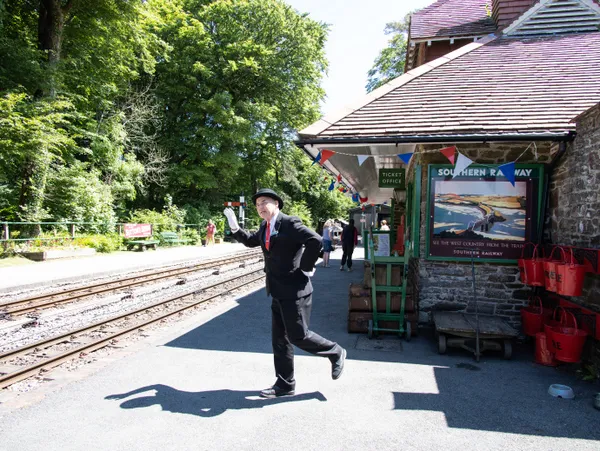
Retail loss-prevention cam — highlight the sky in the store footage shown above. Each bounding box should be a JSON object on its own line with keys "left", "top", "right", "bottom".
{"left": 284, "top": 0, "right": 435, "bottom": 116}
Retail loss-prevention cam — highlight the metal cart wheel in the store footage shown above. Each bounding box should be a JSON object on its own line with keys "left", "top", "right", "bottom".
{"left": 438, "top": 333, "right": 447, "bottom": 354}
{"left": 405, "top": 321, "right": 412, "bottom": 342}
{"left": 368, "top": 320, "right": 373, "bottom": 339}
{"left": 503, "top": 340, "right": 512, "bottom": 360}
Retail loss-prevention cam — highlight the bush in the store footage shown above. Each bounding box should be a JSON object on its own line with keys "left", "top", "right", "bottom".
{"left": 180, "top": 227, "right": 200, "bottom": 245}
{"left": 73, "top": 233, "right": 123, "bottom": 253}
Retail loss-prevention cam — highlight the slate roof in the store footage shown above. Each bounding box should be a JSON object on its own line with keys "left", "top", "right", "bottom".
{"left": 299, "top": 31, "right": 600, "bottom": 140}
{"left": 410, "top": 0, "right": 497, "bottom": 39}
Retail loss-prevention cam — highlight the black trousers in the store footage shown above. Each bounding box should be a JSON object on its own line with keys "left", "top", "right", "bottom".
{"left": 341, "top": 243, "right": 355, "bottom": 268}
{"left": 271, "top": 294, "right": 340, "bottom": 390}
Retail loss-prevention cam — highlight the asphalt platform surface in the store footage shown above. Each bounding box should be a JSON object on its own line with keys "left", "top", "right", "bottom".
{"left": 0, "top": 246, "right": 599, "bottom": 450}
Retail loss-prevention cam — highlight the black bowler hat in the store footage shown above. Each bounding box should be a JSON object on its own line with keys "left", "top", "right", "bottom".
{"left": 252, "top": 188, "right": 284, "bottom": 209}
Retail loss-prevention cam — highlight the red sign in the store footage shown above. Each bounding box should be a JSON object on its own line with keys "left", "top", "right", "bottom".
{"left": 123, "top": 223, "right": 152, "bottom": 238}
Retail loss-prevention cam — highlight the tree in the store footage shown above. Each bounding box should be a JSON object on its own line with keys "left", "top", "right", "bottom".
{"left": 150, "top": 0, "right": 327, "bottom": 210}
{"left": 366, "top": 13, "right": 412, "bottom": 93}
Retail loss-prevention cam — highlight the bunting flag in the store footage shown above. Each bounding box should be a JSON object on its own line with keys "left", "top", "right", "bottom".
{"left": 328, "top": 180, "right": 335, "bottom": 191}
{"left": 352, "top": 193, "right": 359, "bottom": 203}
{"left": 312, "top": 151, "right": 322, "bottom": 166}
{"left": 452, "top": 153, "right": 474, "bottom": 179}
{"left": 397, "top": 153, "right": 413, "bottom": 165}
{"left": 359, "top": 196, "right": 368, "bottom": 203}
{"left": 320, "top": 149, "right": 335, "bottom": 165}
{"left": 440, "top": 146, "right": 457, "bottom": 165}
{"left": 338, "top": 186, "right": 345, "bottom": 192}
{"left": 343, "top": 188, "right": 348, "bottom": 193}
{"left": 498, "top": 161, "right": 516, "bottom": 186}
{"left": 337, "top": 173, "right": 342, "bottom": 183}
{"left": 357, "top": 155, "right": 369, "bottom": 166}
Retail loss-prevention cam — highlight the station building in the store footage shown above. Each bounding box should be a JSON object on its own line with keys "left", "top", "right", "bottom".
{"left": 296, "top": 0, "right": 600, "bottom": 347}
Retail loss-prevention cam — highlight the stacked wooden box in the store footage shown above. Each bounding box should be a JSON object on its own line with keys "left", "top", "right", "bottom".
{"left": 347, "top": 262, "right": 417, "bottom": 335}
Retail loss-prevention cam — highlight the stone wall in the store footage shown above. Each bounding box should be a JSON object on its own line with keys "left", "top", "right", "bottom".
{"left": 547, "top": 104, "right": 600, "bottom": 311}
{"left": 409, "top": 141, "right": 555, "bottom": 327}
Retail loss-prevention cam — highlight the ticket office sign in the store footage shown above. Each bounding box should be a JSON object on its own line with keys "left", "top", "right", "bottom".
{"left": 425, "top": 164, "right": 544, "bottom": 262}
{"left": 378, "top": 168, "right": 406, "bottom": 189}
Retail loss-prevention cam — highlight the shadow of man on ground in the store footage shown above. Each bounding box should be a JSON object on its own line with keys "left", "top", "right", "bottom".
{"left": 106, "top": 384, "right": 327, "bottom": 417}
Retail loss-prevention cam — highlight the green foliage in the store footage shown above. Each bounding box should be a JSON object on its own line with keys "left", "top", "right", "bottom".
{"left": 151, "top": 0, "right": 327, "bottom": 208}
{"left": 129, "top": 196, "right": 186, "bottom": 234}
{"left": 179, "top": 227, "right": 200, "bottom": 245}
{"left": 286, "top": 200, "right": 313, "bottom": 228}
{"left": 73, "top": 233, "right": 123, "bottom": 253}
{"left": 45, "top": 164, "right": 116, "bottom": 230}
{"left": 366, "top": 15, "right": 412, "bottom": 93}
{"left": 0, "top": 0, "right": 348, "bottom": 243}
{"left": 577, "top": 363, "right": 600, "bottom": 382}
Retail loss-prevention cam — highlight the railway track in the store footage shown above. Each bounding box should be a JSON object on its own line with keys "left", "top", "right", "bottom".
{"left": 0, "top": 250, "right": 262, "bottom": 317}
{"left": 0, "top": 268, "right": 265, "bottom": 389}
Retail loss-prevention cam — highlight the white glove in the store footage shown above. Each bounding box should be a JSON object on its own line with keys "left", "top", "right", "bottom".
{"left": 223, "top": 208, "right": 239, "bottom": 233}
{"left": 302, "top": 269, "right": 316, "bottom": 277}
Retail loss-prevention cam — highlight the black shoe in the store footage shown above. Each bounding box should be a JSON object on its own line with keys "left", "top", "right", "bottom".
{"left": 332, "top": 347, "right": 346, "bottom": 380}
{"left": 260, "top": 385, "right": 295, "bottom": 398}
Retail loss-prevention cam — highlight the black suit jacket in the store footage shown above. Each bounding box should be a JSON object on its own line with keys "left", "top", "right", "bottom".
{"left": 233, "top": 213, "right": 322, "bottom": 300}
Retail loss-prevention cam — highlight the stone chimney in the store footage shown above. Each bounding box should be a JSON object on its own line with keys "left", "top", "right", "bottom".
{"left": 492, "top": 0, "right": 537, "bottom": 29}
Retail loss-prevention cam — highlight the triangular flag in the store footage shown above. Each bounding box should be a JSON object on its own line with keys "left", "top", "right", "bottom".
{"left": 343, "top": 188, "right": 348, "bottom": 193}
{"left": 357, "top": 155, "right": 369, "bottom": 166}
{"left": 440, "top": 146, "right": 456, "bottom": 165}
{"left": 352, "top": 193, "right": 359, "bottom": 203}
{"left": 337, "top": 173, "right": 342, "bottom": 183}
{"left": 312, "top": 151, "right": 322, "bottom": 166}
{"left": 359, "top": 196, "right": 368, "bottom": 203}
{"left": 338, "top": 186, "right": 344, "bottom": 192}
{"left": 452, "top": 153, "right": 474, "bottom": 179}
{"left": 498, "top": 161, "right": 516, "bottom": 186}
{"left": 397, "top": 153, "right": 413, "bottom": 165}
{"left": 328, "top": 180, "right": 335, "bottom": 191}
{"left": 320, "top": 149, "right": 335, "bottom": 165}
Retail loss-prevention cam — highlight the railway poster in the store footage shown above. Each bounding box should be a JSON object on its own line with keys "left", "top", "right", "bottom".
{"left": 426, "top": 164, "right": 544, "bottom": 261}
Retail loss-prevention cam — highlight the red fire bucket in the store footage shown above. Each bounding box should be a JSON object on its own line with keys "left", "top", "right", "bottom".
{"left": 523, "top": 244, "right": 545, "bottom": 286}
{"left": 535, "top": 332, "right": 557, "bottom": 366}
{"left": 543, "top": 306, "right": 571, "bottom": 336}
{"left": 520, "top": 296, "right": 549, "bottom": 336}
{"left": 543, "top": 246, "right": 565, "bottom": 293}
{"left": 556, "top": 248, "right": 586, "bottom": 297}
{"left": 548, "top": 311, "right": 588, "bottom": 363}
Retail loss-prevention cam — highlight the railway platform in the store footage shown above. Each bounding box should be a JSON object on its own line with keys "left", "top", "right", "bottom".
{"left": 0, "top": 249, "right": 599, "bottom": 450}
{"left": 0, "top": 243, "right": 247, "bottom": 293}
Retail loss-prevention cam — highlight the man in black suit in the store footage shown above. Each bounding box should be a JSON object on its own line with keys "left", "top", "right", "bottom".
{"left": 224, "top": 188, "right": 346, "bottom": 398}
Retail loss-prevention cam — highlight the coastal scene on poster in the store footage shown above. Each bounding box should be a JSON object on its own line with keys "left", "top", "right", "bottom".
{"left": 428, "top": 166, "right": 540, "bottom": 260}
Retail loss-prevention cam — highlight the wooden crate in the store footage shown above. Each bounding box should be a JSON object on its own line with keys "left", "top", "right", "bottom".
{"left": 348, "top": 293, "right": 415, "bottom": 313}
{"left": 348, "top": 311, "right": 418, "bottom": 335}
{"left": 363, "top": 262, "right": 402, "bottom": 287}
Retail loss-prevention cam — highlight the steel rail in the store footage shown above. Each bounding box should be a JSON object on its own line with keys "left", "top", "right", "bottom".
{"left": 0, "top": 269, "right": 265, "bottom": 389}
{"left": 0, "top": 250, "right": 262, "bottom": 316}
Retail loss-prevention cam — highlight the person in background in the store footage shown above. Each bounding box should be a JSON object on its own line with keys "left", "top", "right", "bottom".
{"left": 206, "top": 219, "right": 216, "bottom": 246}
{"left": 340, "top": 219, "right": 358, "bottom": 272}
{"left": 380, "top": 219, "right": 390, "bottom": 231}
{"left": 223, "top": 189, "right": 346, "bottom": 398}
{"left": 321, "top": 220, "right": 334, "bottom": 267}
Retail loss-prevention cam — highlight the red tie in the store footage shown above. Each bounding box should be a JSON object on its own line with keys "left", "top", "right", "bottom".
{"left": 265, "top": 221, "right": 271, "bottom": 250}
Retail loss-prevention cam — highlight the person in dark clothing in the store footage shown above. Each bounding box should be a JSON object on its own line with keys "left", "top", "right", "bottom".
{"left": 223, "top": 188, "right": 346, "bottom": 399}
{"left": 340, "top": 219, "right": 358, "bottom": 272}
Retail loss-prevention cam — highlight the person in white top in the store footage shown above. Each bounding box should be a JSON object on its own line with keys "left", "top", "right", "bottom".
{"left": 380, "top": 220, "right": 390, "bottom": 231}
{"left": 321, "top": 220, "right": 333, "bottom": 267}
